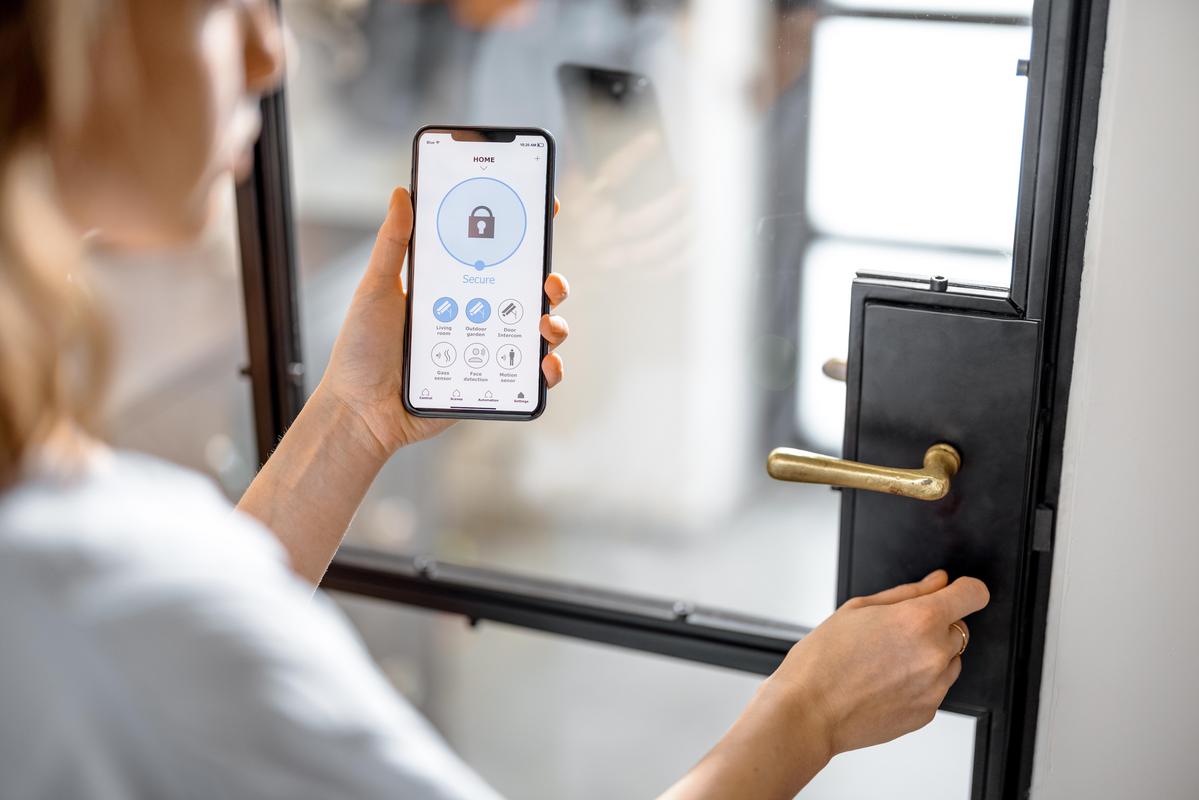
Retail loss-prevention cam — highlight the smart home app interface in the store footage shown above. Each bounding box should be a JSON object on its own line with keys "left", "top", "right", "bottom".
{"left": 409, "top": 131, "right": 550, "bottom": 414}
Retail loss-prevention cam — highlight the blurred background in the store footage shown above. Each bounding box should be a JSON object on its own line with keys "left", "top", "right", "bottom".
{"left": 95, "top": 0, "right": 1033, "bottom": 796}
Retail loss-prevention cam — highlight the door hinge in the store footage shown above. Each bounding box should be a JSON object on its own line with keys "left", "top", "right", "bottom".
{"left": 1032, "top": 506, "right": 1055, "bottom": 553}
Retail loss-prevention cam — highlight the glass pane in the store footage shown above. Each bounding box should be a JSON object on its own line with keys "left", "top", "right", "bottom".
{"left": 282, "top": 3, "right": 1030, "bottom": 620}
{"left": 337, "top": 592, "right": 976, "bottom": 799}
{"left": 95, "top": 180, "right": 257, "bottom": 500}
{"left": 807, "top": 17, "right": 1032, "bottom": 259}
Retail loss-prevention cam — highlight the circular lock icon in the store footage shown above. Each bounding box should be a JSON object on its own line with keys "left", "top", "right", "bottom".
{"left": 436, "top": 177, "right": 526, "bottom": 271}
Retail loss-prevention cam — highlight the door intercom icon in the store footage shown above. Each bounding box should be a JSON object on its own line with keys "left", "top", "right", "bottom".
{"left": 468, "top": 206, "right": 495, "bottom": 239}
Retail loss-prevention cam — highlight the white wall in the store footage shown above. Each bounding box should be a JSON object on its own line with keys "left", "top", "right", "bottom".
{"left": 1032, "top": 1, "right": 1199, "bottom": 797}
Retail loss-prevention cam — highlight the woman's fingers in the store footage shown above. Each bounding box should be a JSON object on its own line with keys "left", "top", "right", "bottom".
{"left": 542, "top": 352, "right": 564, "bottom": 388}
{"left": 540, "top": 314, "right": 569, "bottom": 350}
{"left": 937, "top": 655, "right": 964, "bottom": 696}
{"left": 843, "top": 569, "right": 948, "bottom": 609}
{"left": 925, "top": 576, "right": 991, "bottom": 625}
{"left": 540, "top": 272, "right": 568, "bottom": 384}
{"left": 539, "top": 268, "right": 568, "bottom": 385}
{"left": 544, "top": 273, "right": 570, "bottom": 309}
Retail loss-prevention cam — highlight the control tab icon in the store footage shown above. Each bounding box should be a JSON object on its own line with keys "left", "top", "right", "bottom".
{"left": 468, "top": 206, "right": 495, "bottom": 239}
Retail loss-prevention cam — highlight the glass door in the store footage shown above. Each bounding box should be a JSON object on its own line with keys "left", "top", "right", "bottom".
{"left": 237, "top": 0, "right": 1106, "bottom": 796}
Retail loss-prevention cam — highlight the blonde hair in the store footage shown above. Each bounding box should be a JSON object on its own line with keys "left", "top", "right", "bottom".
{"left": 0, "top": 1, "right": 110, "bottom": 489}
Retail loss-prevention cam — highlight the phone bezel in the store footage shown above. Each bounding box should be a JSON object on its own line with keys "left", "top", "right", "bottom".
{"left": 402, "top": 124, "right": 556, "bottom": 421}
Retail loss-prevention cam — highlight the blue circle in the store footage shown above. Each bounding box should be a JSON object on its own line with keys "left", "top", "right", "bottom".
{"left": 432, "top": 296, "right": 458, "bottom": 322}
{"left": 436, "top": 177, "right": 527, "bottom": 271}
{"left": 465, "top": 298, "right": 492, "bottom": 324}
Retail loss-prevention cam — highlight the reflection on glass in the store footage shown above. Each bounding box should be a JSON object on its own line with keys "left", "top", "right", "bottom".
{"left": 283, "top": 0, "right": 1028, "bottom": 620}
{"left": 94, "top": 180, "right": 257, "bottom": 500}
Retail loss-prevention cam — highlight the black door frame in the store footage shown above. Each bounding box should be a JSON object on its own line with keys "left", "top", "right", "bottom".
{"left": 236, "top": 1, "right": 1108, "bottom": 796}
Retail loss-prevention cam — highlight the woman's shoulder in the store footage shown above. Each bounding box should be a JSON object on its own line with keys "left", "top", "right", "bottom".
{"left": 0, "top": 446, "right": 288, "bottom": 591}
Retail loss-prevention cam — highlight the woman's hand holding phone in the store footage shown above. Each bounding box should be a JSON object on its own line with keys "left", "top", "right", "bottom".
{"left": 318, "top": 187, "right": 570, "bottom": 458}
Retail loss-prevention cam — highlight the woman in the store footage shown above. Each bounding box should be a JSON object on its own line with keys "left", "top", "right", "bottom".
{"left": 0, "top": 2, "right": 989, "bottom": 798}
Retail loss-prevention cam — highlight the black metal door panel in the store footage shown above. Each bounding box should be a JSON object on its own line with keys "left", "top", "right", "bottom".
{"left": 840, "top": 293, "right": 1041, "bottom": 798}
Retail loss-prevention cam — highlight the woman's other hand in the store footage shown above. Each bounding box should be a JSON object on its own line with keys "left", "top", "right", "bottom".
{"left": 662, "top": 570, "right": 989, "bottom": 800}
{"left": 774, "top": 569, "right": 989, "bottom": 756}
{"left": 317, "top": 187, "right": 569, "bottom": 457}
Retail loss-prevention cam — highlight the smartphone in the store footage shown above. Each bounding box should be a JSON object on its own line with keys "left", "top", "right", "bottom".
{"left": 556, "top": 64, "right": 676, "bottom": 212}
{"left": 403, "top": 125, "right": 556, "bottom": 420}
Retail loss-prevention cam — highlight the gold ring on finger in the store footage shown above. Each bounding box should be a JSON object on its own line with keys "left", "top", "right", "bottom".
{"left": 950, "top": 622, "right": 969, "bottom": 657}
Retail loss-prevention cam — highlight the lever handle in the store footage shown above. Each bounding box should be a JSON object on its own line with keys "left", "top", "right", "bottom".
{"left": 821, "top": 358, "right": 848, "bottom": 382}
{"left": 767, "top": 443, "right": 961, "bottom": 501}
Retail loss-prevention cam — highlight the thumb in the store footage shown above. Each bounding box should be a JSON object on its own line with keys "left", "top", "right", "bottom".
{"left": 366, "top": 187, "right": 413, "bottom": 283}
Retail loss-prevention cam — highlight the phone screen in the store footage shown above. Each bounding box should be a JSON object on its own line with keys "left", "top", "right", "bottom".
{"left": 405, "top": 128, "right": 554, "bottom": 418}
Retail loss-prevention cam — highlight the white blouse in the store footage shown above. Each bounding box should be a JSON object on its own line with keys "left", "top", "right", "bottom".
{"left": 0, "top": 449, "right": 501, "bottom": 800}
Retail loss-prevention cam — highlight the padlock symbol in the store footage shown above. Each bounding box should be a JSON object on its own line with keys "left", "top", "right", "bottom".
{"left": 468, "top": 206, "right": 495, "bottom": 239}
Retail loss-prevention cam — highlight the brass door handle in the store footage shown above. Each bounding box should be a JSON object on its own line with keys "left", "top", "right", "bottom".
{"left": 767, "top": 443, "right": 962, "bottom": 501}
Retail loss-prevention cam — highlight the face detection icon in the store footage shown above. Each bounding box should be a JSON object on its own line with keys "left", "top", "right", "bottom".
{"left": 465, "top": 343, "right": 489, "bottom": 368}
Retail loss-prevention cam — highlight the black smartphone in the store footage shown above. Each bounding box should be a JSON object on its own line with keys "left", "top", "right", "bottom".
{"left": 403, "top": 125, "right": 556, "bottom": 420}
{"left": 556, "top": 64, "right": 676, "bottom": 211}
